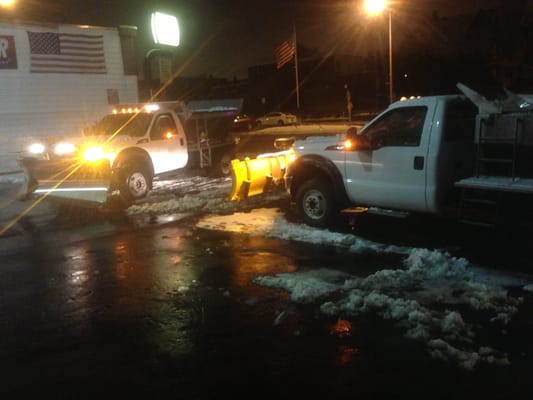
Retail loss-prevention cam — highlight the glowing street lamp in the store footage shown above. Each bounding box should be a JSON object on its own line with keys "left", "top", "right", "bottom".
{"left": 0, "top": 0, "right": 15, "bottom": 8}
{"left": 145, "top": 11, "right": 180, "bottom": 99}
{"left": 364, "top": 0, "right": 393, "bottom": 104}
{"left": 151, "top": 12, "right": 180, "bottom": 47}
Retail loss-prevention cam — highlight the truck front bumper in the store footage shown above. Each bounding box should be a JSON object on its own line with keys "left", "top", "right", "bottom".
{"left": 18, "top": 157, "right": 112, "bottom": 205}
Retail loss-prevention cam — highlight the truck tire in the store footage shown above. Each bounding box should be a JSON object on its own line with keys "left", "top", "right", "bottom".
{"left": 211, "top": 153, "right": 233, "bottom": 177}
{"left": 118, "top": 162, "right": 152, "bottom": 202}
{"left": 295, "top": 178, "right": 337, "bottom": 228}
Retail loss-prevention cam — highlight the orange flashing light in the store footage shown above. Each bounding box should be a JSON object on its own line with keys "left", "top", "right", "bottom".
{"left": 330, "top": 318, "right": 352, "bottom": 337}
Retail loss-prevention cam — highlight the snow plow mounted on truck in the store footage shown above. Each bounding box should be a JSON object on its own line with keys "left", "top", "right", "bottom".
{"left": 18, "top": 98, "right": 242, "bottom": 207}
{"left": 229, "top": 83, "right": 533, "bottom": 229}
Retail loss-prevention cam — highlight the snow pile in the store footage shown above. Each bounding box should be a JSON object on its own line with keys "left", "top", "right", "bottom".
{"left": 126, "top": 177, "right": 289, "bottom": 217}
{"left": 197, "top": 207, "right": 531, "bottom": 370}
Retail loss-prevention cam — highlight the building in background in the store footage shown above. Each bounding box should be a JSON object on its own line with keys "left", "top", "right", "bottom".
{"left": 0, "top": 20, "right": 138, "bottom": 173}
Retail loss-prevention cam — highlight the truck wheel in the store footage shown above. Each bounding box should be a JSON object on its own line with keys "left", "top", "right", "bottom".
{"left": 118, "top": 163, "right": 152, "bottom": 202}
{"left": 212, "top": 153, "right": 233, "bottom": 177}
{"left": 295, "top": 178, "right": 336, "bottom": 227}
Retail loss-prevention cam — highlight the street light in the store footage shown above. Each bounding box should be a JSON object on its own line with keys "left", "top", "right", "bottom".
{"left": 145, "top": 11, "right": 180, "bottom": 99}
{"left": 0, "top": 0, "right": 15, "bottom": 8}
{"left": 364, "top": 0, "right": 393, "bottom": 104}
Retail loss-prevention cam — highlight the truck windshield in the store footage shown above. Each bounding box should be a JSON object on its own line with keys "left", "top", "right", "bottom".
{"left": 88, "top": 113, "right": 153, "bottom": 138}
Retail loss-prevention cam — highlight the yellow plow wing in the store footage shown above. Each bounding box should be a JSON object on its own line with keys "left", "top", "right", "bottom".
{"left": 229, "top": 150, "right": 293, "bottom": 201}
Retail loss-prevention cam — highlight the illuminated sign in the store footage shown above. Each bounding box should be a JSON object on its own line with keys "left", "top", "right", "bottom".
{"left": 151, "top": 12, "right": 180, "bottom": 47}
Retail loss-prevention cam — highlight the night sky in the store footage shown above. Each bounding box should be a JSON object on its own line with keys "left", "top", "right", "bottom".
{"left": 0, "top": 0, "right": 517, "bottom": 79}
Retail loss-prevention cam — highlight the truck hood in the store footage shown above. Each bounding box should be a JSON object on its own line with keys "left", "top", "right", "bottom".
{"left": 82, "top": 134, "right": 140, "bottom": 149}
{"left": 292, "top": 134, "right": 344, "bottom": 155}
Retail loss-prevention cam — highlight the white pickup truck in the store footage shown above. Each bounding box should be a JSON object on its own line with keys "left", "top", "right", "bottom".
{"left": 283, "top": 84, "right": 533, "bottom": 228}
{"left": 19, "top": 99, "right": 241, "bottom": 206}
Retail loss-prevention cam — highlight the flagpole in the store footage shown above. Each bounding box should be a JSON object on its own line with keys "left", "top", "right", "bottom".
{"left": 293, "top": 24, "right": 300, "bottom": 112}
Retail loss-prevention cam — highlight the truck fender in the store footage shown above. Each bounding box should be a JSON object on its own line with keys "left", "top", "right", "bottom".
{"left": 112, "top": 148, "right": 154, "bottom": 177}
{"left": 287, "top": 155, "right": 349, "bottom": 208}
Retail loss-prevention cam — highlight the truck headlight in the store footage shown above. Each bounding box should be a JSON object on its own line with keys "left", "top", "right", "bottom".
{"left": 54, "top": 142, "right": 76, "bottom": 156}
{"left": 28, "top": 142, "right": 45, "bottom": 155}
{"left": 83, "top": 146, "right": 106, "bottom": 162}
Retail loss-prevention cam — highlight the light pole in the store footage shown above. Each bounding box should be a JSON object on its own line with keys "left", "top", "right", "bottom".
{"left": 387, "top": 10, "right": 393, "bottom": 104}
{"left": 364, "top": 0, "right": 393, "bottom": 104}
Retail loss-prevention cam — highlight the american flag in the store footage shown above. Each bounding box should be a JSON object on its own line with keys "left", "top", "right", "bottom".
{"left": 27, "top": 31, "right": 106, "bottom": 74}
{"left": 275, "top": 34, "right": 295, "bottom": 69}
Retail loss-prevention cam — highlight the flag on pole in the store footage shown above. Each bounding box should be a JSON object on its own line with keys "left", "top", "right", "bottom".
{"left": 27, "top": 31, "right": 106, "bottom": 74}
{"left": 274, "top": 34, "right": 295, "bottom": 69}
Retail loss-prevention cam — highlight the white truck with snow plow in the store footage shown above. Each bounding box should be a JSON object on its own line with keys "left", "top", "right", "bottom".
{"left": 230, "top": 83, "right": 533, "bottom": 229}
{"left": 19, "top": 98, "right": 241, "bottom": 207}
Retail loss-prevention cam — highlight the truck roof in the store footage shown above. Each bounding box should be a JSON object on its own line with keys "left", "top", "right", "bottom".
{"left": 111, "top": 98, "right": 243, "bottom": 120}
{"left": 388, "top": 94, "right": 465, "bottom": 110}
{"left": 112, "top": 101, "right": 187, "bottom": 114}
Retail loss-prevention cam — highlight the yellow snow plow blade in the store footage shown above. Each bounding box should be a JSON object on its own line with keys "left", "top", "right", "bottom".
{"left": 18, "top": 157, "right": 112, "bottom": 205}
{"left": 229, "top": 150, "right": 293, "bottom": 201}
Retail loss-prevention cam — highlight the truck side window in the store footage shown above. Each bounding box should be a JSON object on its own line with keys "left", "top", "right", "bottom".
{"left": 363, "top": 106, "right": 427, "bottom": 147}
{"left": 442, "top": 99, "right": 476, "bottom": 142}
{"left": 151, "top": 114, "right": 177, "bottom": 141}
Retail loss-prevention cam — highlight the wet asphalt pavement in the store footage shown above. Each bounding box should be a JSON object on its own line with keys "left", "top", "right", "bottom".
{"left": 1, "top": 179, "right": 533, "bottom": 399}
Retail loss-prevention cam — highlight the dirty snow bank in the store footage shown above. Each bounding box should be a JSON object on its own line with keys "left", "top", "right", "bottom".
{"left": 196, "top": 207, "right": 531, "bottom": 371}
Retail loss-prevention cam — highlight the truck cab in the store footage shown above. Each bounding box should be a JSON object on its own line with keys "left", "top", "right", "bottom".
{"left": 343, "top": 95, "right": 477, "bottom": 213}
{"left": 286, "top": 95, "right": 478, "bottom": 227}
{"left": 88, "top": 103, "right": 189, "bottom": 175}
{"left": 83, "top": 102, "right": 189, "bottom": 201}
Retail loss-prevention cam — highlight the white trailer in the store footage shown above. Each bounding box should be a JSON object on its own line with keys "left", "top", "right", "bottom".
{"left": 0, "top": 20, "right": 138, "bottom": 173}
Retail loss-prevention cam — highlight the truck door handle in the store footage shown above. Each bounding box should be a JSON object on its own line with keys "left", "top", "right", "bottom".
{"left": 413, "top": 156, "right": 424, "bottom": 170}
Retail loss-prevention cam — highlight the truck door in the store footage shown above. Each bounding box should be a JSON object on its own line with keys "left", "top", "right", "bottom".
{"left": 344, "top": 105, "right": 432, "bottom": 212}
{"left": 145, "top": 113, "right": 188, "bottom": 174}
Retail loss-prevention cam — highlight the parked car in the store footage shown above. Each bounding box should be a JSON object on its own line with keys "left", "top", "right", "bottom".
{"left": 232, "top": 114, "right": 256, "bottom": 131}
{"left": 255, "top": 112, "right": 297, "bottom": 127}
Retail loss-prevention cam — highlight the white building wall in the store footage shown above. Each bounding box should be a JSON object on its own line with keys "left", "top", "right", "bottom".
{"left": 0, "top": 21, "right": 139, "bottom": 173}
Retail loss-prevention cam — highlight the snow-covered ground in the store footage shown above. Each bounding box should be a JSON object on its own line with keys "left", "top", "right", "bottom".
{"left": 197, "top": 207, "right": 532, "bottom": 371}
{"left": 126, "top": 172, "right": 533, "bottom": 372}
{"left": 2, "top": 123, "right": 533, "bottom": 372}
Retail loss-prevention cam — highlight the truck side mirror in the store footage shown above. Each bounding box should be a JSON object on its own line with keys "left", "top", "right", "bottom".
{"left": 346, "top": 126, "right": 358, "bottom": 141}
{"left": 344, "top": 127, "right": 375, "bottom": 151}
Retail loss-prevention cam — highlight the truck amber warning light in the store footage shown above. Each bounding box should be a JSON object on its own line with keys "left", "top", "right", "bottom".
{"left": 343, "top": 139, "right": 353, "bottom": 150}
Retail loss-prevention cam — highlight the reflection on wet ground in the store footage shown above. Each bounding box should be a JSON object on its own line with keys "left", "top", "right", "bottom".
{"left": 1, "top": 196, "right": 533, "bottom": 398}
